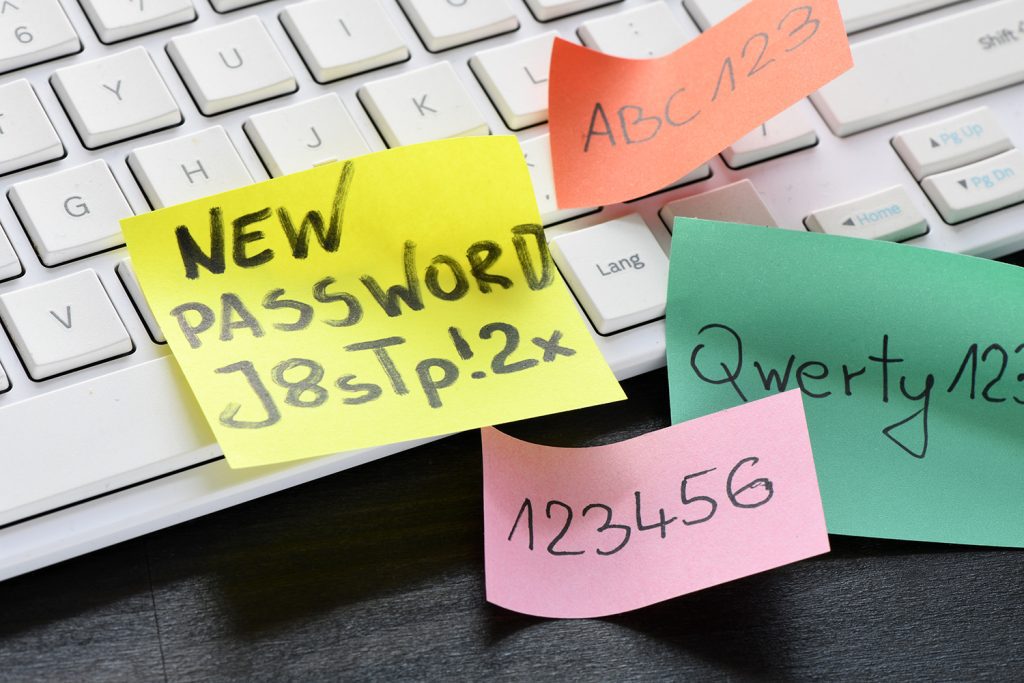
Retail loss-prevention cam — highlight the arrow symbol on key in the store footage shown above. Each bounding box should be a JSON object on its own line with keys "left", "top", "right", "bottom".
{"left": 50, "top": 306, "right": 72, "bottom": 329}
{"left": 842, "top": 217, "right": 855, "bottom": 227}
{"left": 958, "top": 179, "right": 968, "bottom": 189}
{"left": 930, "top": 137, "right": 941, "bottom": 148}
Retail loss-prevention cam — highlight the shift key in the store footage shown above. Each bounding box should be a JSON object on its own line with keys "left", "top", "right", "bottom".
{"left": 810, "top": 0, "right": 1024, "bottom": 136}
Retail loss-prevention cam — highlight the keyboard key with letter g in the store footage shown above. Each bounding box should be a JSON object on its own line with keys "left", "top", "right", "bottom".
{"left": 9, "top": 160, "right": 133, "bottom": 266}
{"left": 0, "top": 269, "right": 133, "bottom": 380}
{"left": 550, "top": 215, "right": 669, "bottom": 335}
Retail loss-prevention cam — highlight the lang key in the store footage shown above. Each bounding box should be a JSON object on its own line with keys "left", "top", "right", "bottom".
{"left": 549, "top": 215, "right": 668, "bottom": 335}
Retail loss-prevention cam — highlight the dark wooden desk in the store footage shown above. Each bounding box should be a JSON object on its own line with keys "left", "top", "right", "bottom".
{"left": 2, "top": 261, "right": 1023, "bottom": 681}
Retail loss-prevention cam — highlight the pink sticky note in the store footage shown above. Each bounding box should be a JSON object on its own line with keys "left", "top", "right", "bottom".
{"left": 483, "top": 390, "right": 828, "bottom": 618}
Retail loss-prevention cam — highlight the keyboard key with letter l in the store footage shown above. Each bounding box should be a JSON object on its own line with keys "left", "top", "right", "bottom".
{"left": 549, "top": 214, "right": 669, "bottom": 335}
{"left": 810, "top": 0, "right": 1024, "bottom": 137}
{"left": 922, "top": 148, "right": 1024, "bottom": 224}
{"left": 0, "top": 269, "right": 133, "bottom": 380}
{"left": 805, "top": 186, "right": 929, "bottom": 241}
{"left": 470, "top": 31, "right": 557, "bottom": 130}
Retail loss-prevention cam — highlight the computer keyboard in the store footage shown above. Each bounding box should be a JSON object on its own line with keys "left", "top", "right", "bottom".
{"left": 1, "top": 0, "right": 1022, "bottom": 581}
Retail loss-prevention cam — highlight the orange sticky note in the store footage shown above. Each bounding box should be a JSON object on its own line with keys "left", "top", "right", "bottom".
{"left": 549, "top": 0, "right": 852, "bottom": 208}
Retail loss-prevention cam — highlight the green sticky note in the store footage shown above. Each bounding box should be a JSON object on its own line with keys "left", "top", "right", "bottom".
{"left": 667, "top": 219, "right": 1024, "bottom": 547}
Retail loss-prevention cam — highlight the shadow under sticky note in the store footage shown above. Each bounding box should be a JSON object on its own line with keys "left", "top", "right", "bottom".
{"left": 483, "top": 391, "right": 829, "bottom": 619}
{"left": 121, "top": 137, "right": 625, "bottom": 469}
{"left": 667, "top": 218, "right": 1024, "bottom": 547}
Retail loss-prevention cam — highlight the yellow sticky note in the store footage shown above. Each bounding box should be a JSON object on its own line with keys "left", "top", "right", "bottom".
{"left": 121, "top": 137, "right": 625, "bottom": 468}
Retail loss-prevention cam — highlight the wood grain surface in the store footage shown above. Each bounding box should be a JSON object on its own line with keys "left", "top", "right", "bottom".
{"left": 2, "top": 257, "right": 1023, "bottom": 681}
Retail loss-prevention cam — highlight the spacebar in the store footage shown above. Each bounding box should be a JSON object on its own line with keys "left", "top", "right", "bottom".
{"left": 810, "top": 0, "right": 1024, "bottom": 136}
{"left": 0, "top": 357, "right": 218, "bottom": 526}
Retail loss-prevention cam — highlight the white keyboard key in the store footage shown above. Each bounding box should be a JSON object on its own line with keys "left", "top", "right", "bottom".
{"left": 0, "top": 359, "right": 8, "bottom": 393}
{"left": 469, "top": 32, "right": 555, "bottom": 130}
{"left": 579, "top": 1, "right": 693, "bottom": 58}
{"left": 922, "top": 149, "right": 1024, "bottom": 225}
{"left": 0, "top": 0, "right": 80, "bottom": 74}
{"left": 167, "top": 16, "right": 297, "bottom": 116}
{"left": 805, "top": 186, "right": 928, "bottom": 241}
{"left": 893, "top": 108, "right": 1014, "bottom": 181}
{"left": 210, "top": 0, "right": 269, "bottom": 11}
{"left": 9, "top": 161, "right": 132, "bottom": 266}
{"left": 721, "top": 107, "right": 818, "bottom": 169}
{"left": 550, "top": 215, "right": 668, "bottom": 335}
{"left": 0, "top": 223, "right": 22, "bottom": 281}
{"left": 128, "top": 126, "right": 253, "bottom": 209}
{"left": 51, "top": 47, "right": 182, "bottom": 149}
{"left": 519, "top": 134, "right": 595, "bottom": 225}
{"left": 358, "top": 62, "right": 489, "bottom": 147}
{"left": 524, "top": 0, "right": 621, "bottom": 22}
{"left": 116, "top": 258, "right": 164, "bottom": 343}
{"left": 0, "top": 80, "right": 63, "bottom": 176}
{"left": 684, "top": 0, "right": 966, "bottom": 34}
{"left": 280, "top": 0, "right": 409, "bottom": 83}
{"left": 660, "top": 180, "right": 778, "bottom": 229}
{"left": 399, "top": 0, "right": 518, "bottom": 52}
{"left": 0, "top": 269, "right": 133, "bottom": 380}
{"left": 79, "top": 0, "right": 196, "bottom": 43}
{"left": 244, "top": 94, "right": 370, "bottom": 177}
{"left": 810, "top": 1, "right": 1024, "bottom": 137}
